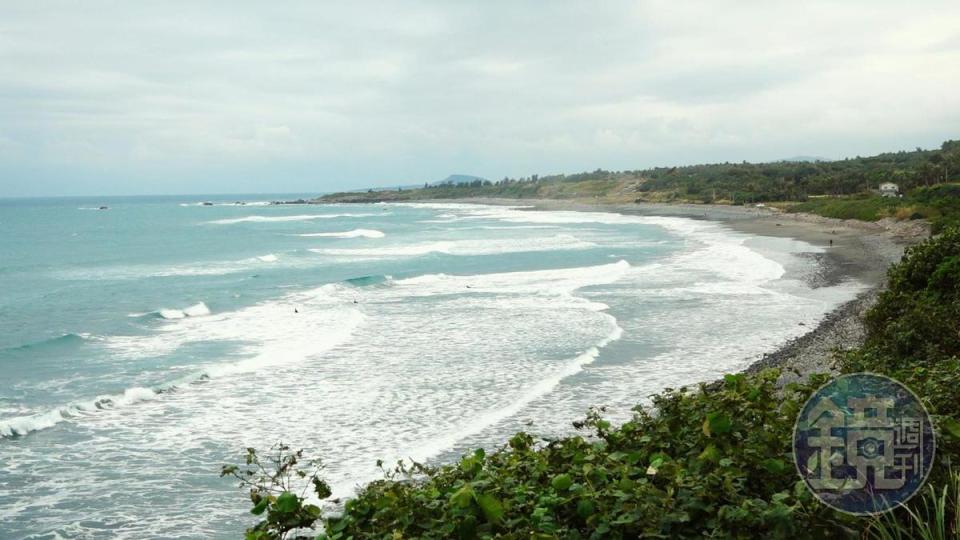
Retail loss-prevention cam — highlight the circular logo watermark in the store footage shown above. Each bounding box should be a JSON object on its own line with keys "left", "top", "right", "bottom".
{"left": 793, "top": 373, "right": 936, "bottom": 515}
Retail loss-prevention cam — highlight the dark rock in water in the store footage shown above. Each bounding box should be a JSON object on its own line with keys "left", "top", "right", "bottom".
{"left": 202, "top": 201, "right": 214, "bottom": 206}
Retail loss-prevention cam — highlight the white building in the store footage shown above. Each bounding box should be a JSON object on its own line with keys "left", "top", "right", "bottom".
{"left": 879, "top": 182, "right": 900, "bottom": 197}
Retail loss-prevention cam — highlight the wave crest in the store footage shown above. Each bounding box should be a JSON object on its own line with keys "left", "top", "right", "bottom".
{"left": 0, "top": 386, "right": 159, "bottom": 439}
{"left": 298, "top": 229, "right": 385, "bottom": 239}
{"left": 157, "top": 302, "right": 211, "bottom": 320}
{"left": 207, "top": 213, "right": 381, "bottom": 225}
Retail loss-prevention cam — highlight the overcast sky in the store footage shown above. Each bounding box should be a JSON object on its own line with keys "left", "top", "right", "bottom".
{"left": 1, "top": 1, "right": 958, "bottom": 197}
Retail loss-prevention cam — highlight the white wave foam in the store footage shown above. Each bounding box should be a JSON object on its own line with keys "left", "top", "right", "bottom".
{"left": 397, "top": 202, "right": 699, "bottom": 229}
{"left": 151, "top": 254, "right": 284, "bottom": 277}
{"left": 629, "top": 216, "right": 788, "bottom": 288}
{"left": 182, "top": 302, "right": 211, "bottom": 317}
{"left": 386, "top": 202, "right": 533, "bottom": 211}
{"left": 158, "top": 302, "right": 211, "bottom": 320}
{"left": 61, "top": 251, "right": 291, "bottom": 280}
{"left": 298, "top": 229, "right": 385, "bottom": 239}
{"left": 207, "top": 213, "right": 380, "bottom": 225}
{"left": 427, "top": 204, "right": 788, "bottom": 292}
{"left": 310, "top": 234, "right": 596, "bottom": 259}
{"left": 6, "top": 287, "right": 365, "bottom": 438}
{"left": 472, "top": 225, "right": 561, "bottom": 230}
{"left": 394, "top": 260, "right": 631, "bottom": 298}
{"left": 404, "top": 321, "right": 623, "bottom": 464}
{"left": 104, "top": 284, "right": 362, "bottom": 361}
{"left": 0, "top": 387, "right": 159, "bottom": 438}
{"left": 0, "top": 408, "right": 70, "bottom": 438}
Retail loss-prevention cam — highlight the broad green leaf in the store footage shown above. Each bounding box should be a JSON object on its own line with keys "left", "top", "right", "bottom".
{"left": 576, "top": 499, "right": 595, "bottom": 519}
{"left": 275, "top": 491, "right": 299, "bottom": 513}
{"left": 646, "top": 457, "right": 664, "bottom": 476}
{"left": 763, "top": 458, "right": 787, "bottom": 474}
{"left": 450, "top": 484, "right": 474, "bottom": 508}
{"left": 698, "top": 444, "right": 720, "bottom": 463}
{"left": 250, "top": 498, "right": 269, "bottom": 515}
{"left": 551, "top": 474, "right": 573, "bottom": 491}
{"left": 941, "top": 417, "right": 960, "bottom": 439}
{"left": 475, "top": 493, "right": 504, "bottom": 523}
{"left": 459, "top": 456, "right": 477, "bottom": 472}
{"left": 703, "top": 412, "right": 732, "bottom": 437}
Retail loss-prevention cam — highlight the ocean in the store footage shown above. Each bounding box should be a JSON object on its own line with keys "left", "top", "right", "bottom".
{"left": 0, "top": 196, "right": 863, "bottom": 538}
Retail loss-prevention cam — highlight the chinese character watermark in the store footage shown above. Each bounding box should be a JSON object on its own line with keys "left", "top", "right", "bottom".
{"left": 793, "top": 373, "right": 936, "bottom": 514}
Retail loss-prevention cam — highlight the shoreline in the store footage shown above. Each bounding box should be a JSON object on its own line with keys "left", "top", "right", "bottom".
{"left": 416, "top": 197, "right": 924, "bottom": 383}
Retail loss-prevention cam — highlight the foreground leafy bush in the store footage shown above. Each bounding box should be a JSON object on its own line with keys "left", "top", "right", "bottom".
{"left": 857, "top": 227, "right": 960, "bottom": 367}
{"left": 320, "top": 372, "right": 854, "bottom": 539}
{"left": 221, "top": 444, "right": 332, "bottom": 540}
{"left": 843, "top": 227, "right": 960, "bottom": 478}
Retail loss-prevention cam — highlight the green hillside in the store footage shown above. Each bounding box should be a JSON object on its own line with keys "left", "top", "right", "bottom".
{"left": 320, "top": 140, "right": 960, "bottom": 232}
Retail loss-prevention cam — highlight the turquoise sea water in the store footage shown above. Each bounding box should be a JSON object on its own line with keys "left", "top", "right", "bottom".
{"left": 0, "top": 196, "right": 863, "bottom": 538}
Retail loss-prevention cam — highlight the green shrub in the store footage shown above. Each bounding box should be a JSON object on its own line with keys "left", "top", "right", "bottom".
{"left": 306, "top": 372, "right": 860, "bottom": 539}
{"left": 842, "top": 227, "right": 960, "bottom": 482}
{"left": 221, "top": 444, "right": 332, "bottom": 540}
{"left": 858, "top": 227, "right": 960, "bottom": 368}
{"left": 787, "top": 195, "right": 903, "bottom": 222}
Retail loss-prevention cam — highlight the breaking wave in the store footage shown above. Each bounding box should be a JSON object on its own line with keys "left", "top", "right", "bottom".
{"left": 309, "top": 234, "right": 596, "bottom": 259}
{"left": 297, "top": 229, "right": 385, "bottom": 239}
{"left": 156, "top": 302, "right": 211, "bottom": 320}
{"left": 206, "top": 213, "right": 381, "bottom": 225}
{"left": 0, "top": 387, "right": 160, "bottom": 438}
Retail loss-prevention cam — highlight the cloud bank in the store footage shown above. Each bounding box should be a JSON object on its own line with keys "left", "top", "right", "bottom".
{"left": 1, "top": 1, "right": 958, "bottom": 196}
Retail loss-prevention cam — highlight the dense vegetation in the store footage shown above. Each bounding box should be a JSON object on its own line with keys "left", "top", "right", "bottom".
{"left": 227, "top": 229, "right": 960, "bottom": 539}
{"left": 788, "top": 184, "right": 960, "bottom": 234}
{"left": 319, "top": 139, "right": 960, "bottom": 232}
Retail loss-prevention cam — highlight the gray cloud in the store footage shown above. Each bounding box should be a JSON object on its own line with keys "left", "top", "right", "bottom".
{"left": 1, "top": 0, "right": 958, "bottom": 196}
